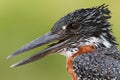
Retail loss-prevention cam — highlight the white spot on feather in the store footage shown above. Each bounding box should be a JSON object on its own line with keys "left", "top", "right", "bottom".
{"left": 62, "top": 25, "right": 67, "bottom": 30}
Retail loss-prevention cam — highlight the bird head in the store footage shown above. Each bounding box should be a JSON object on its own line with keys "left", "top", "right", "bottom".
{"left": 8, "top": 4, "right": 117, "bottom": 67}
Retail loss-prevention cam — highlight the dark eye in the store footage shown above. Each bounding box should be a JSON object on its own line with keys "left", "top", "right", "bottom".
{"left": 68, "top": 22, "right": 80, "bottom": 30}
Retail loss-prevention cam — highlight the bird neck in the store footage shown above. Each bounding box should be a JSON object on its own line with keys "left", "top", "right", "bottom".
{"left": 58, "top": 35, "right": 117, "bottom": 58}
{"left": 82, "top": 36, "right": 113, "bottom": 49}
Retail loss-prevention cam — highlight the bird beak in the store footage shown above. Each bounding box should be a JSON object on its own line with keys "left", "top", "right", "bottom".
{"left": 7, "top": 31, "right": 70, "bottom": 67}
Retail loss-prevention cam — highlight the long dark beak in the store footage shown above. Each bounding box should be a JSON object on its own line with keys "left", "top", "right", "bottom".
{"left": 7, "top": 31, "right": 70, "bottom": 67}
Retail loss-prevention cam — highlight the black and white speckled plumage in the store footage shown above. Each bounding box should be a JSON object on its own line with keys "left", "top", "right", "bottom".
{"left": 57, "top": 4, "right": 120, "bottom": 79}
{"left": 73, "top": 47, "right": 120, "bottom": 80}
{"left": 8, "top": 4, "right": 120, "bottom": 80}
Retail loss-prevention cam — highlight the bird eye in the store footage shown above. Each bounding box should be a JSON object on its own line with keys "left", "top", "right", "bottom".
{"left": 68, "top": 22, "right": 80, "bottom": 30}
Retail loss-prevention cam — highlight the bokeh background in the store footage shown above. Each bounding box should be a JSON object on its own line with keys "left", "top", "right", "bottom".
{"left": 0, "top": 0, "right": 120, "bottom": 80}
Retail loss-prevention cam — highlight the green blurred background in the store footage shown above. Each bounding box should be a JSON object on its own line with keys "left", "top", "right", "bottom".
{"left": 0, "top": 0, "right": 120, "bottom": 80}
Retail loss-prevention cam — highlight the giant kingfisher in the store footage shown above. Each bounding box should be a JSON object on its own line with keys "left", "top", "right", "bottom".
{"left": 8, "top": 4, "right": 120, "bottom": 80}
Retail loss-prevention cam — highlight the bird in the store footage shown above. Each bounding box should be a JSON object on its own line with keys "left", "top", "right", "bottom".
{"left": 7, "top": 4, "right": 120, "bottom": 80}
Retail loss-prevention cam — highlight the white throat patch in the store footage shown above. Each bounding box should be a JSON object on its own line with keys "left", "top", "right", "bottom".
{"left": 57, "top": 48, "right": 78, "bottom": 57}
